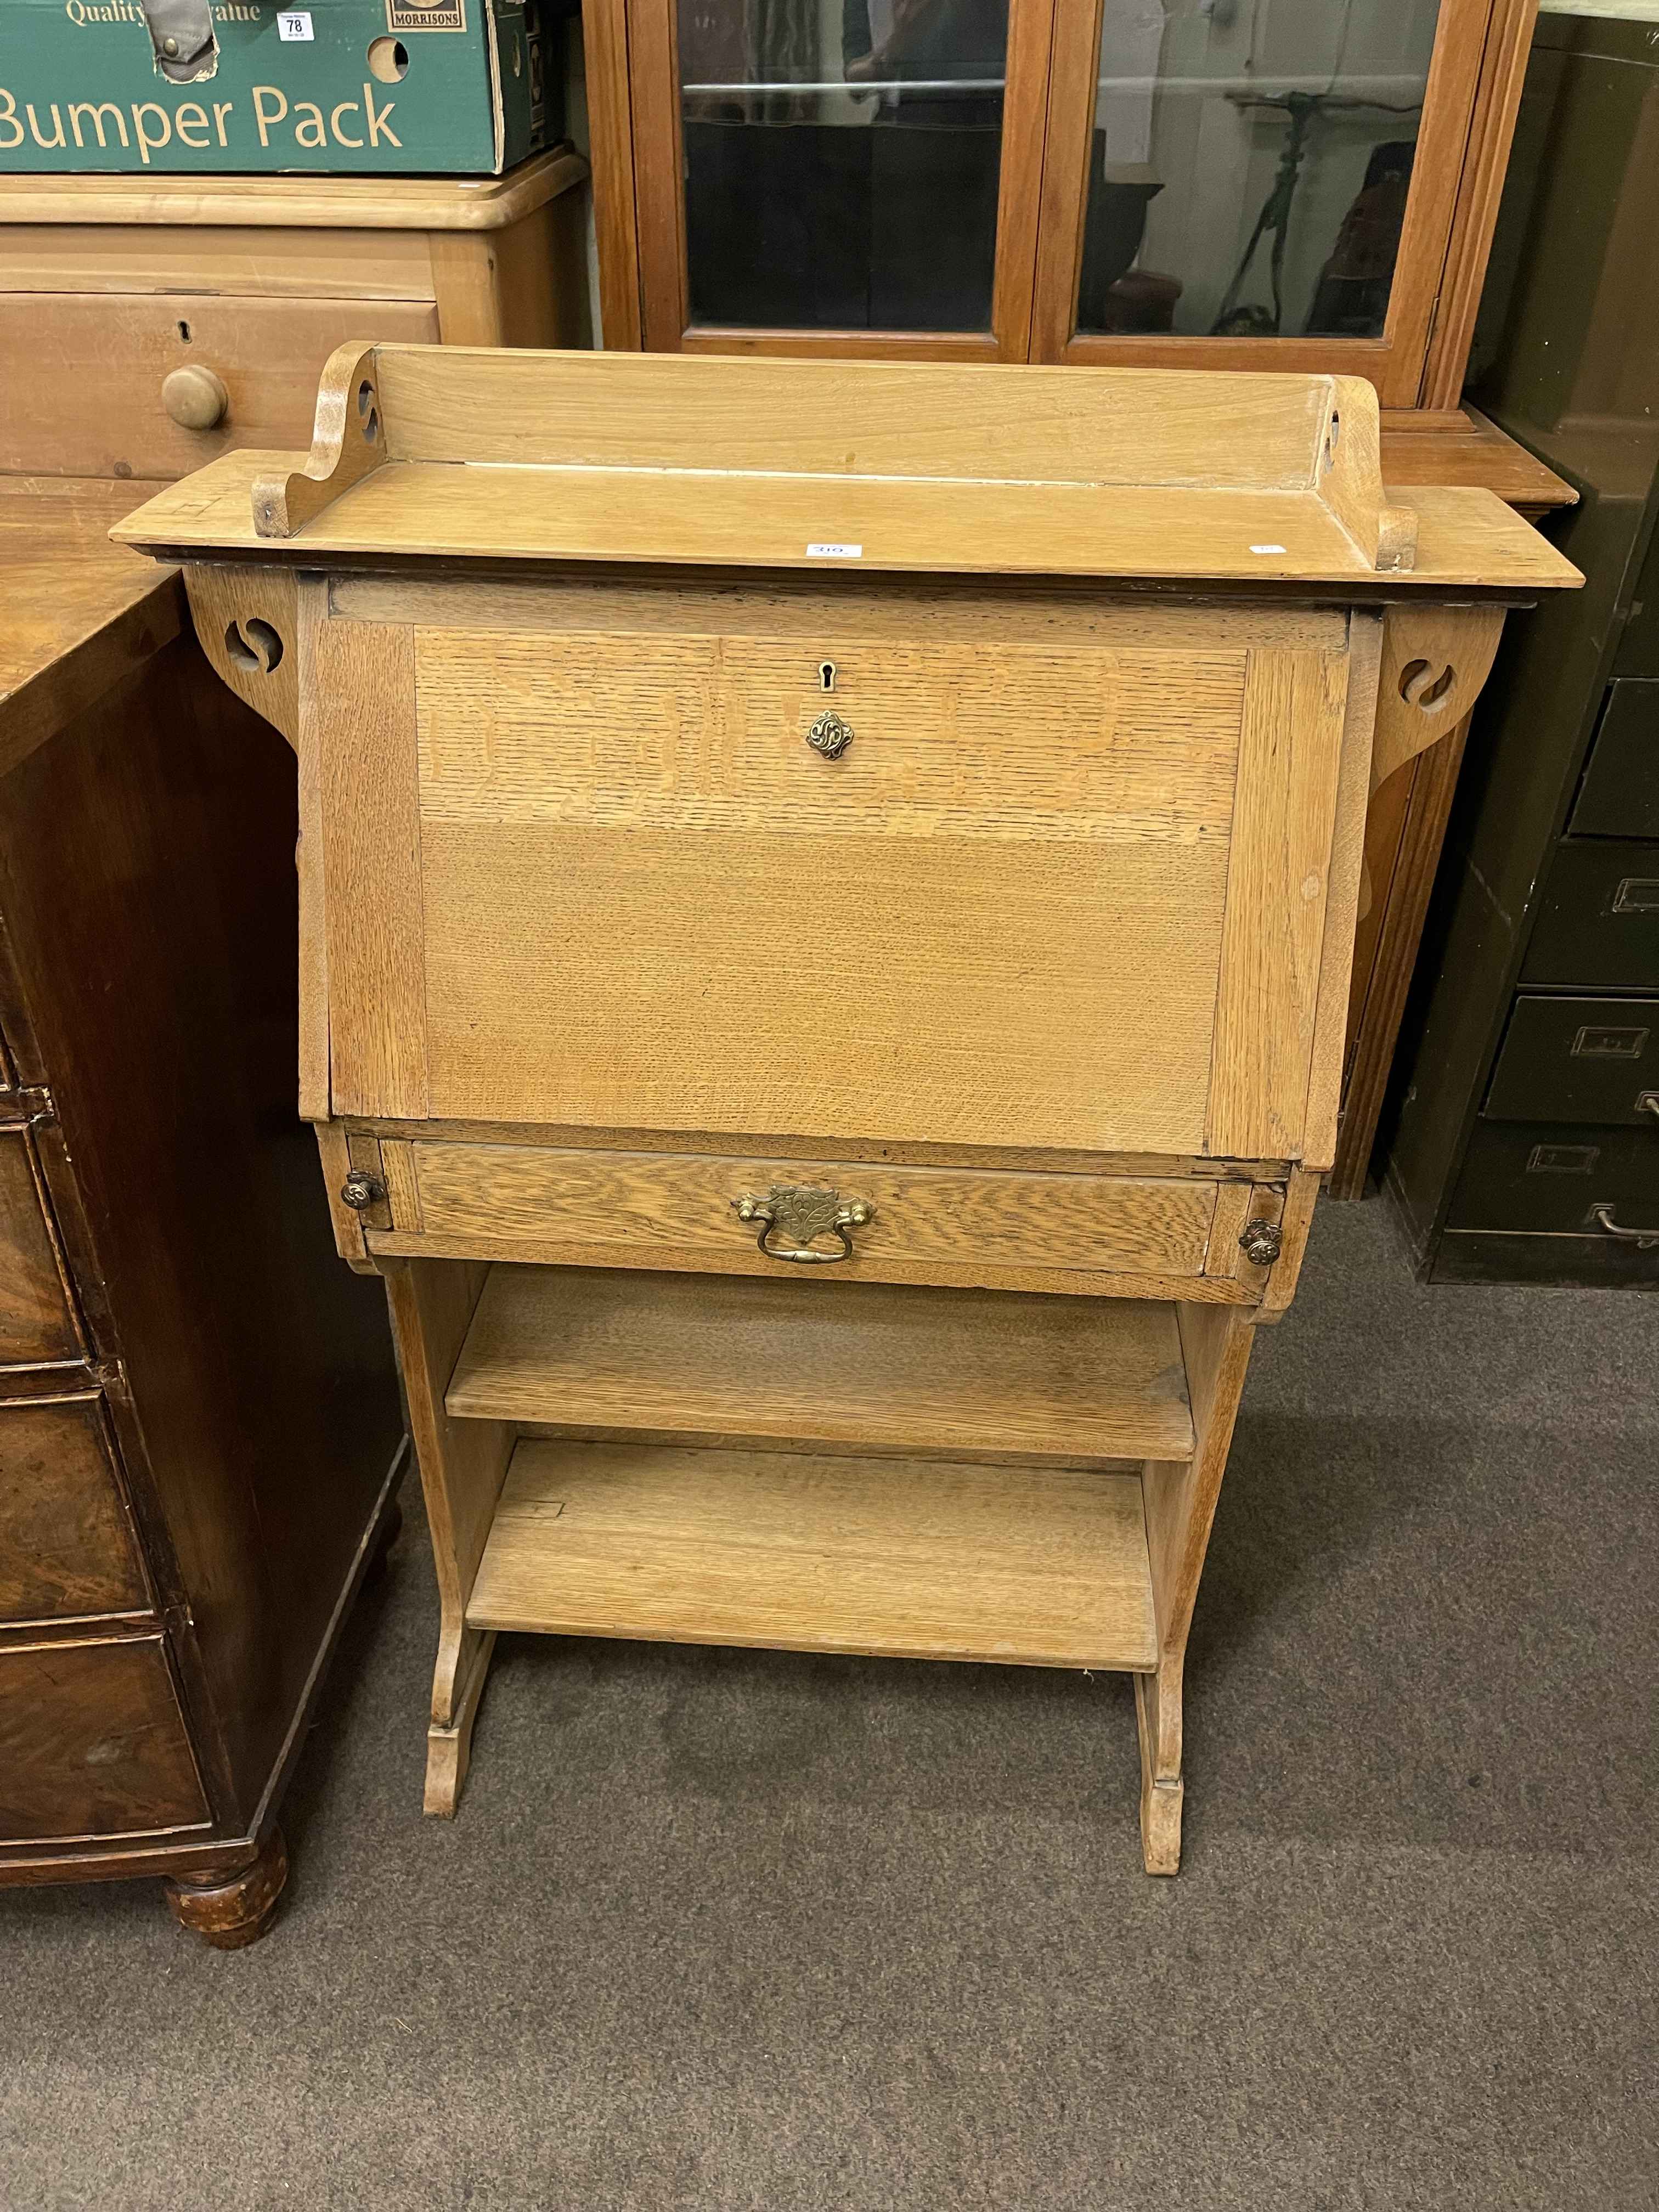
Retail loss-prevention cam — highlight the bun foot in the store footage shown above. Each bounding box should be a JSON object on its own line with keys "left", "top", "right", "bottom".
{"left": 164, "top": 1826, "right": 289, "bottom": 1950}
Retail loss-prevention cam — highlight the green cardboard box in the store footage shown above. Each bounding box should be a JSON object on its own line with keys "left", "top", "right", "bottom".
{"left": 0, "top": 1, "right": 562, "bottom": 175}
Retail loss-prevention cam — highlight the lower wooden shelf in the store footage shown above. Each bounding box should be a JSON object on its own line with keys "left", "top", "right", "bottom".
{"left": 466, "top": 1438, "right": 1159, "bottom": 1671}
{"left": 445, "top": 1265, "right": 1197, "bottom": 1465}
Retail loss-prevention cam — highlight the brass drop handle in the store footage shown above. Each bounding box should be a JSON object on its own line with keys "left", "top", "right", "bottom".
{"left": 162, "top": 364, "right": 229, "bottom": 432}
{"left": 1589, "top": 1204, "right": 1659, "bottom": 1250}
{"left": 733, "top": 1183, "right": 874, "bottom": 1263}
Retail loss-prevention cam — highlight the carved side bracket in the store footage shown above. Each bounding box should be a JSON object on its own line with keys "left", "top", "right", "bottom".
{"left": 252, "top": 342, "right": 386, "bottom": 539}
{"left": 182, "top": 565, "right": 300, "bottom": 748}
{"left": 1370, "top": 603, "right": 1505, "bottom": 793}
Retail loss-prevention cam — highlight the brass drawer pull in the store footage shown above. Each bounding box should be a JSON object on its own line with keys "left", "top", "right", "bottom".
{"left": 733, "top": 1183, "right": 873, "bottom": 1263}
{"left": 1589, "top": 1203, "right": 1659, "bottom": 1250}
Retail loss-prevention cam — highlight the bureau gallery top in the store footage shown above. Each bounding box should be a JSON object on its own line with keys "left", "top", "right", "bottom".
{"left": 114, "top": 346, "right": 1579, "bottom": 1169}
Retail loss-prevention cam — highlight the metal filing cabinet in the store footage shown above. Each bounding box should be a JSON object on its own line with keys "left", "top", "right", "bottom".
{"left": 1385, "top": 9, "right": 1659, "bottom": 1285}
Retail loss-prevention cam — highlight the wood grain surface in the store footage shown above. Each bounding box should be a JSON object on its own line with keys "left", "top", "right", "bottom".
{"left": 0, "top": 293, "right": 437, "bottom": 483}
{"left": 0, "top": 1397, "right": 148, "bottom": 1624}
{"left": 417, "top": 627, "right": 1245, "bottom": 842}
{"left": 371, "top": 348, "right": 1361, "bottom": 486}
{"left": 1206, "top": 649, "right": 1351, "bottom": 1158}
{"left": 0, "top": 477, "right": 177, "bottom": 782}
{"left": 397, "top": 1142, "right": 1217, "bottom": 1281}
{"left": 314, "top": 618, "right": 428, "bottom": 1119}
{"left": 335, "top": 570, "right": 1348, "bottom": 651}
{"left": 421, "top": 819, "right": 1224, "bottom": 1152}
{"left": 414, "top": 616, "right": 1242, "bottom": 1150}
{"left": 0, "top": 153, "right": 588, "bottom": 232}
{"left": 445, "top": 1265, "right": 1197, "bottom": 1464}
{"left": 0, "top": 1127, "right": 80, "bottom": 1365}
{"left": 1302, "top": 611, "right": 1384, "bottom": 1172}
{"left": 0, "top": 1636, "right": 208, "bottom": 1844}
{"left": 466, "top": 1438, "right": 1158, "bottom": 1671}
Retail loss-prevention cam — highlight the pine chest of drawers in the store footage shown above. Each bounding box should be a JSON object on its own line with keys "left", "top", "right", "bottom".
{"left": 116, "top": 348, "right": 1578, "bottom": 1870}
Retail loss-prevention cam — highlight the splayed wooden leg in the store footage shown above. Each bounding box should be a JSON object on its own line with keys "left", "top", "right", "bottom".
{"left": 1135, "top": 1661, "right": 1184, "bottom": 1875}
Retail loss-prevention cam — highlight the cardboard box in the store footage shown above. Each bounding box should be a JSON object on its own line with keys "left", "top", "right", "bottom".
{"left": 0, "top": 1, "right": 564, "bottom": 175}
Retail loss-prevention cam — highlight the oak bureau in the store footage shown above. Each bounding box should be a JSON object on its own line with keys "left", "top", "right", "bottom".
{"left": 115, "top": 347, "right": 1578, "bottom": 1871}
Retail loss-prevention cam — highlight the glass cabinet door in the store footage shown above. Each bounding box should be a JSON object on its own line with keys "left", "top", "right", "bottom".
{"left": 1030, "top": 0, "right": 1506, "bottom": 402}
{"left": 624, "top": 0, "right": 1057, "bottom": 356}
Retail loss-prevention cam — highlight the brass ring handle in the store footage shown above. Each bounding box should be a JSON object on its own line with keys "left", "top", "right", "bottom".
{"left": 733, "top": 1184, "right": 874, "bottom": 1264}
{"left": 1589, "top": 1203, "right": 1659, "bottom": 1250}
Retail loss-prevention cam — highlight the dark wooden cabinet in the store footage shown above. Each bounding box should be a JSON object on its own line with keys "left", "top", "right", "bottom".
{"left": 1385, "top": 12, "right": 1659, "bottom": 1284}
{"left": 0, "top": 478, "right": 405, "bottom": 1944}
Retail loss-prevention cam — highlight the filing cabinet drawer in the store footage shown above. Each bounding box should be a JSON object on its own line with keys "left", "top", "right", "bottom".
{"left": 367, "top": 1139, "right": 1228, "bottom": 1294}
{"left": 0, "top": 1397, "right": 149, "bottom": 1626}
{"left": 1522, "top": 842, "right": 1659, "bottom": 989}
{"left": 1451, "top": 1121, "right": 1659, "bottom": 1240}
{"left": 1572, "top": 681, "right": 1659, "bottom": 839}
{"left": 0, "top": 1634, "right": 208, "bottom": 1844}
{"left": 0, "top": 1125, "right": 80, "bottom": 1366}
{"left": 1, "top": 291, "right": 439, "bottom": 481}
{"left": 1486, "top": 995, "right": 1659, "bottom": 1125}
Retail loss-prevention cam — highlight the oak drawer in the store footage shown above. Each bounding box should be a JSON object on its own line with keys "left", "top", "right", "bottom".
{"left": 1, "top": 291, "right": 438, "bottom": 480}
{"left": 0, "top": 1634, "right": 208, "bottom": 1844}
{"left": 0, "top": 1124, "right": 80, "bottom": 1367}
{"left": 365, "top": 1140, "right": 1229, "bottom": 1295}
{"left": 0, "top": 1397, "right": 149, "bottom": 1626}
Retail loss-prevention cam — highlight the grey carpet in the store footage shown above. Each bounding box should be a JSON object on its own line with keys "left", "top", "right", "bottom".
{"left": 3, "top": 1200, "right": 1655, "bottom": 2211}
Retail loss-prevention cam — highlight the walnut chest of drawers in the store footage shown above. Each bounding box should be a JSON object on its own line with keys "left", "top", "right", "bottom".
{"left": 0, "top": 478, "right": 405, "bottom": 1944}
{"left": 116, "top": 347, "right": 1578, "bottom": 1870}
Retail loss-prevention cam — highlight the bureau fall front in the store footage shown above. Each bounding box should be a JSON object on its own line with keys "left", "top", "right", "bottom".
{"left": 116, "top": 346, "right": 1578, "bottom": 1870}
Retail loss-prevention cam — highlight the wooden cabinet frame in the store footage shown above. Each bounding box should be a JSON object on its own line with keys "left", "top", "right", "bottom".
{"left": 589, "top": 0, "right": 1536, "bottom": 407}
{"left": 618, "top": 0, "right": 1058, "bottom": 360}
{"left": 1033, "top": 0, "right": 1535, "bottom": 405}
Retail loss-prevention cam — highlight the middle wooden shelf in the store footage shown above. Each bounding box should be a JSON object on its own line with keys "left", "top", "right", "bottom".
{"left": 444, "top": 1265, "right": 1198, "bottom": 1466}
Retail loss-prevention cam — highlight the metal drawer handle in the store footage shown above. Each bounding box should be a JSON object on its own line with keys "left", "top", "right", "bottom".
{"left": 733, "top": 1183, "right": 873, "bottom": 1263}
{"left": 1590, "top": 1204, "right": 1659, "bottom": 1250}
{"left": 1639, "top": 1093, "right": 1659, "bottom": 1119}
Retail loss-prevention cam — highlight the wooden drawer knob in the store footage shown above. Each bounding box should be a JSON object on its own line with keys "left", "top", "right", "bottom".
{"left": 161, "top": 365, "right": 229, "bottom": 432}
